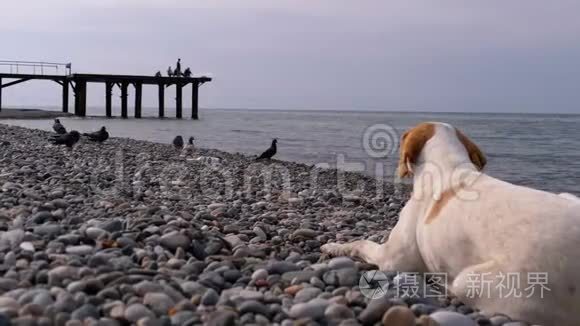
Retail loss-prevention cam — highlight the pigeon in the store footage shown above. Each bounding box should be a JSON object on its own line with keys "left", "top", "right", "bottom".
{"left": 49, "top": 130, "right": 81, "bottom": 148}
{"left": 173, "top": 136, "right": 184, "bottom": 149}
{"left": 83, "top": 126, "right": 109, "bottom": 143}
{"left": 256, "top": 139, "right": 277, "bottom": 160}
{"left": 180, "top": 136, "right": 195, "bottom": 157}
{"left": 53, "top": 119, "right": 67, "bottom": 134}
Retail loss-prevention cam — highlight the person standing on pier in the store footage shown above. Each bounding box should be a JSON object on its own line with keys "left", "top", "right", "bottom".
{"left": 167, "top": 66, "right": 173, "bottom": 77}
{"left": 175, "top": 58, "right": 182, "bottom": 76}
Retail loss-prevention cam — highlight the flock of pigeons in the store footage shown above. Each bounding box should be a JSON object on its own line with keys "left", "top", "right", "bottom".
{"left": 49, "top": 119, "right": 279, "bottom": 160}
{"left": 49, "top": 119, "right": 109, "bottom": 148}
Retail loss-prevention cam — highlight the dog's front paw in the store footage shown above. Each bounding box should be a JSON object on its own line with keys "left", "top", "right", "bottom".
{"left": 321, "top": 243, "right": 348, "bottom": 257}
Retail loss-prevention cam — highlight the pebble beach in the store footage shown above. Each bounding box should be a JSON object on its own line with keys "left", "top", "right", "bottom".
{"left": 0, "top": 123, "right": 532, "bottom": 326}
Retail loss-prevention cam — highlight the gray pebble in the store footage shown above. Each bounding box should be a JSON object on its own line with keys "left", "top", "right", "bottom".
{"left": 411, "top": 303, "right": 439, "bottom": 316}
{"left": 70, "top": 304, "right": 100, "bottom": 321}
{"left": 159, "top": 232, "right": 190, "bottom": 251}
{"left": 170, "top": 311, "right": 194, "bottom": 325}
{"left": 85, "top": 227, "right": 108, "bottom": 240}
{"left": 490, "top": 316, "right": 511, "bottom": 326}
{"left": 288, "top": 298, "right": 329, "bottom": 319}
{"left": 292, "top": 229, "right": 318, "bottom": 239}
{"left": 201, "top": 289, "right": 219, "bottom": 306}
{"left": 310, "top": 276, "right": 325, "bottom": 289}
{"left": 205, "top": 310, "right": 237, "bottom": 326}
{"left": 251, "top": 269, "right": 269, "bottom": 281}
{"left": 253, "top": 226, "right": 267, "bottom": 241}
{"left": 237, "top": 290, "right": 264, "bottom": 301}
{"left": 358, "top": 299, "right": 392, "bottom": 325}
{"left": 266, "top": 261, "right": 300, "bottom": 274}
{"left": 328, "top": 257, "right": 356, "bottom": 270}
{"left": 124, "top": 304, "right": 155, "bottom": 323}
{"left": 294, "top": 287, "right": 322, "bottom": 303}
{"left": 65, "top": 245, "right": 94, "bottom": 255}
{"left": 430, "top": 311, "right": 478, "bottom": 326}
{"left": 324, "top": 303, "right": 355, "bottom": 320}
{"left": 238, "top": 300, "right": 269, "bottom": 316}
{"left": 143, "top": 292, "right": 175, "bottom": 315}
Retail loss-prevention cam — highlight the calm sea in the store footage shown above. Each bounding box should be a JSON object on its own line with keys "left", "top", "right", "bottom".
{"left": 3, "top": 108, "right": 579, "bottom": 195}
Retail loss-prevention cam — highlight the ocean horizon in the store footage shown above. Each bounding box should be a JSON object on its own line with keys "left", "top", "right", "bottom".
{"left": 5, "top": 104, "right": 580, "bottom": 116}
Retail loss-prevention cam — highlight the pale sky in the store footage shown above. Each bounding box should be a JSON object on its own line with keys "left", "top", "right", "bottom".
{"left": 1, "top": 0, "right": 580, "bottom": 113}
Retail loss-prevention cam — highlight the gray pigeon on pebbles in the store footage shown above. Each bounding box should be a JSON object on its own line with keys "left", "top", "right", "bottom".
{"left": 53, "top": 119, "right": 67, "bottom": 134}
{"left": 49, "top": 130, "right": 81, "bottom": 148}
{"left": 173, "top": 136, "right": 184, "bottom": 149}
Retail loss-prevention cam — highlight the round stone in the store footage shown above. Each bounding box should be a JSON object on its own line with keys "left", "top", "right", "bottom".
{"left": 381, "top": 306, "right": 415, "bottom": 326}
{"left": 288, "top": 298, "right": 329, "bottom": 319}
{"left": 65, "top": 245, "right": 94, "bottom": 255}
{"left": 159, "top": 232, "right": 190, "bottom": 251}
{"left": 143, "top": 292, "right": 175, "bottom": 315}
{"left": 294, "top": 287, "right": 322, "bottom": 303}
{"left": 324, "top": 303, "right": 355, "bottom": 320}
{"left": 251, "top": 269, "right": 268, "bottom": 281}
{"left": 328, "top": 257, "right": 356, "bottom": 270}
{"left": 238, "top": 300, "right": 269, "bottom": 316}
{"left": 70, "top": 304, "right": 100, "bottom": 321}
{"left": 430, "top": 311, "right": 478, "bottom": 326}
{"left": 124, "top": 304, "right": 155, "bottom": 323}
{"left": 201, "top": 289, "right": 219, "bottom": 306}
{"left": 359, "top": 299, "right": 392, "bottom": 325}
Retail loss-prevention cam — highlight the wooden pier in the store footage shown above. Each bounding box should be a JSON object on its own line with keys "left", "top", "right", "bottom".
{"left": 0, "top": 70, "right": 211, "bottom": 119}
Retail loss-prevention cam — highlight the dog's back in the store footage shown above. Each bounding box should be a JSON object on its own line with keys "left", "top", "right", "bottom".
{"left": 432, "top": 173, "right": 580, "bottom": 325}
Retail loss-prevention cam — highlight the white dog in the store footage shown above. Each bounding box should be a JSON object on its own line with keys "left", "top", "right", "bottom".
{"left": 322, "top": 122, "right": 580, "bottom": 326}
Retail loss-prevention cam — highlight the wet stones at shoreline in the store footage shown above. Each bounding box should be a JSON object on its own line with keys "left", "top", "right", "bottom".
{"left": 0, "top": 124, "right": 526, "bottom": 325}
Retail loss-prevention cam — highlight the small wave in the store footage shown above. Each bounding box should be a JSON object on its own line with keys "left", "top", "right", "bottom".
{"left": 231, "top": 129, "right": 263, "bottom": 134}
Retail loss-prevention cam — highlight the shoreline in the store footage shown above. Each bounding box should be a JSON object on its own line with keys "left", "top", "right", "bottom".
{"left": 0, "top": 108, "right": 72, "bottom": 120}
{"left": 0, "top": 124, "right": 521, "bottom": 325}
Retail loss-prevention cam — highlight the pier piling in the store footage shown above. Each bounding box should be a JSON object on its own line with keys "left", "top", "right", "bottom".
{"left": 192, "top": 82, "right": 199, "bottom": 120}
{"left": 62, "top": 81, "right": 69, "bottom": 113}
{"left": 176, "top": 83, "right": 183, "bottom": 119}
{"left": 158, "top": 83, "right": 165, "bottom": 118}
{"left": 134, "top": 82, "right": 142, "bottom": 118}
{"left": 120, "top": 82, "right": 128, "bottom": 119}
{"left": 105, "top": 82, "right": 113, "bottom": 118}
{"left": 74, "top": 80, "right": 87, "bottom": 117}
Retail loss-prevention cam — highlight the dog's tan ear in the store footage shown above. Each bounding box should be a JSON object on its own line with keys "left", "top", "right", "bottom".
{"left": 398, "top": 131, "right": 412, "bottom": 178}
{"left": 398, "top": 123, "right": 435, "bottom": 178}
{"left": 456, "top": 128, "right": 486, "bottom": 171}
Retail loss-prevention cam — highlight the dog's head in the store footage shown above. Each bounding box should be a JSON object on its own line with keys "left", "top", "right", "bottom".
{"left": 398, "top": 122, "right": 486, "bottom": 178}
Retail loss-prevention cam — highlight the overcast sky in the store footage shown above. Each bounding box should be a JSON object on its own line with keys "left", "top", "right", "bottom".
{"left": 1, "top": 0, "right": 579, "bottom": 113}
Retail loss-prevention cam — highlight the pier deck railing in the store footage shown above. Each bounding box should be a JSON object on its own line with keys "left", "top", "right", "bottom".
{"left": 0, "top": 60, "right": 71, "bottom": 76}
